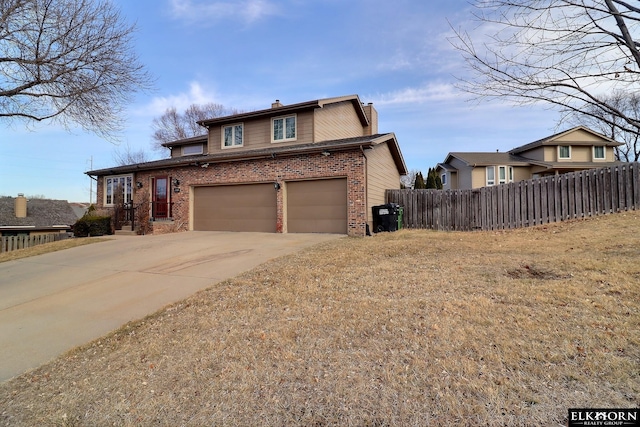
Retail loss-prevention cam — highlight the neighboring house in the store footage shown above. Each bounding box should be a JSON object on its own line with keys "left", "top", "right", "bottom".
{"left": 437, "top": 126, "right": 622, "bottom": 190}
{"left": 0, "top": 194, "right": 79, "bottom": 236}
{"left": 86, "top": 95, "right": 407, "bottom": 236}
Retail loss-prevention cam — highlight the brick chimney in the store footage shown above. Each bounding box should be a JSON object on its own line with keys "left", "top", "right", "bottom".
{"left": 271, "top": 99, "right": 283, "bottom": 108}
{"left": 15, "top": 193, "right": 27, "bottom": 218}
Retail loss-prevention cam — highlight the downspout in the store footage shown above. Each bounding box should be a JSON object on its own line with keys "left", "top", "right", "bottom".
{"left": 360, "top": 145, "right": 370, "bottom": 235}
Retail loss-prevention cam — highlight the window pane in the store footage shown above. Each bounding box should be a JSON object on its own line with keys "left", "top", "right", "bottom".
{"left": 499, "top": 166, "right": 506, "bottom": 180}
{"left": 183, "top": 144, "right": 203, "bottom": 155}
{"left": 594, "top": 146, "right": 604, "bottom": 159}
{"left": 285, "top": 116, "right": 296, "bottom": 139}
{"left": 487, "top": 167, "right": 494, "bottom": 180}
{"left": 235, "top": 125, "right": 243, "bottom": 145}
{"left": 126, "top": 177, "right": 132, "bottom": 203}
{"left": 559, "top": 146, "right": 570, "bottom": 158}
{"left": 106, "top": 178, "right": 113, "bottom": 204}
{"left": 224, "top": 127, "right": 233, "bottom": 146}
{"left": 273, "top": 118, "right": 283, "bottom": 140}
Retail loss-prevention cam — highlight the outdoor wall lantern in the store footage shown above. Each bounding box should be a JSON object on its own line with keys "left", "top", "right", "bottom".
{"left": 172, "top": 178, "right": 180, "bottom": 186}
{"left": 274, "top": 182, "right": 281, "bottom": 191}
{"left": 136, "top": 181, "right": 143, "bottom": 189}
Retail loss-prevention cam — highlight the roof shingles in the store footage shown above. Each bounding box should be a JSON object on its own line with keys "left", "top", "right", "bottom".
{"left": 0, "top": 197, "right": 79, "bottom": 228}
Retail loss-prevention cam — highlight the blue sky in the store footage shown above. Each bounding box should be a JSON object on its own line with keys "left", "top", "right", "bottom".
{"left": 0, "top": 0, "right": 560, "bottom": 202}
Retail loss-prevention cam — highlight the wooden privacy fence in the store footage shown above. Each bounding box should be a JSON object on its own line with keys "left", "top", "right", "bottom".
{"left": 0, "top": 233, "right": 70, "bottom": 253}
{"left": 387, "top": 163, "right": 640, "bottom": 231}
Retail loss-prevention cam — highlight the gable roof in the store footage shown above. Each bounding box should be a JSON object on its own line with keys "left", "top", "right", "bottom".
{"left": 87, "top": 133, "right": 407, "bottom": 176}
{"left": 0, "top": 197, "right": 79, "bottom": 229}
{"left": 509, "top": 126, "right": 622, "bottom": 154}
{"left": 443, "top": 152, "right": 536, "bottom": 167}
{"left": 162, "top": 134, "right": 207, "bottom": 149}
{"left": 197, "top": 95, "right": 369, "bottom": 128}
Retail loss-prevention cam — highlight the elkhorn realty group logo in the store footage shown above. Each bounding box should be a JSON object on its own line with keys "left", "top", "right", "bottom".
{"left": 569, "top": 408, "right": 639, "bottom": 426}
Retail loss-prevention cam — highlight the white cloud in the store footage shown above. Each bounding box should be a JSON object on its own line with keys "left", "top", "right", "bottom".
{"left": 371, "top": 83, "right": 462, "bottom": 106}
{"left": 146, "top": 81, "right": 219, "bottom": 115}
{"left": 168, "top": 0, "right": 280, "bottom": 25}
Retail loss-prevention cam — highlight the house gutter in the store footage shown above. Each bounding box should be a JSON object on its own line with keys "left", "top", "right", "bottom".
{"left": 86, "top": 141, "right": 382, "bottom": 177}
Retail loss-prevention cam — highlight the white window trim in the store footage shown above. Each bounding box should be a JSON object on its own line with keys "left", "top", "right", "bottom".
{"left": 271, "top": 114, "right": 297, "bottom": 143}
{"left": 498, "top": 166, "right": 507, "bottom": 184}
{"left": 221, "top": 123, "right": 244, "bottom": 149}
{"left": 487, "top": 165, "right": 514, "bottom": 186}
{"left": 441, "top": 173, "right": 447, "bottom": 186}
{"left": 593, "top": 145, "right": 606, "bottom": 161}
{"left": 182, "top": 144, "right": 204, "bottom": 156}
{"left": 486, "top": 166, "right": 495, "bottom": 186}
{"left": 497, "top": 166, "right": 514, "bottom": 184}
{"left": 558, "top": 145, "right": 571, "bottom": 160}
{"left": 104, "top": 174, "right": 133, "bottom": 206}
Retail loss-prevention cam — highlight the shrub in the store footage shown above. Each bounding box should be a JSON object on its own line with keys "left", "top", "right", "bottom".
{"left": 73, "top": 215, "right": 112, "bottom": 237}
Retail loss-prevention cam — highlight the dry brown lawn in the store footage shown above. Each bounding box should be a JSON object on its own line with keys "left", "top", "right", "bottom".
{"left": 1, "top": 213, "right": 639, "bottom": 426}
{"left": 0, "top": 237, "right": 106, "bottom": 264}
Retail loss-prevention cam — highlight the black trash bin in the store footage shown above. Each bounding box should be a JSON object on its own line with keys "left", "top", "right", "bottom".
{"left": 372, "top": 203, "right": 401, "bottom": 233}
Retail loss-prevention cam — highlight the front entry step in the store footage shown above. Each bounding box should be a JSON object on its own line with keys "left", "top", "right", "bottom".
{"left": 115, "top": 225, "right": 137, "bottom": 236}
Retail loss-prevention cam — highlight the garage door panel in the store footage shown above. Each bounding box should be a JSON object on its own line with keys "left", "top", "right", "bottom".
{"left": 289, "top": 206, "right": 346, "bottom": 219}
{"left": 287, "top": 179, "right": 347, "bottom": 234}
{"left": 194, "top": 184, "right": 276, "bottom": 232}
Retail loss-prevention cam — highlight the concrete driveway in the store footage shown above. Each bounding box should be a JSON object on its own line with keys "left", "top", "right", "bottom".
{"left": 0, "top": 231, "right": 341, "bottom": 382}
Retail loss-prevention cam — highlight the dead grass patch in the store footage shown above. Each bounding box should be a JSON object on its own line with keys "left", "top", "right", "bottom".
{"left": 0, "top": 237, "right": 107, "bottom": 263}
{"left": 1, "top": 213, "right": 639, "bottom": 426}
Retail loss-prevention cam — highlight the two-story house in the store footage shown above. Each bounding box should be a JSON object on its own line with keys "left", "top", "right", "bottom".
{"left": 437, "top": 126, "right": 622, "bottom": 190}
{"left": 87, "top": 95, "right": 407, "bottom": 236}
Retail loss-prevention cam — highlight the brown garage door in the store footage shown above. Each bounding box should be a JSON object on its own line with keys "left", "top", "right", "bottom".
{"left": 193, "top": 184, "right": 277, "bottom": 232}
{"left": 287, "top": 178, "right": 348, "bottom": 234}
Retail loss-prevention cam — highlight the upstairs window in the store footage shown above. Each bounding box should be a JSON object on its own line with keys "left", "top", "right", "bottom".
{"left": 223, "top": 124, "right": 243, "bottom": 148}
{"left": 272, "top": 115, "right": 296, "bottom": 142}
{"left": 182, "top": 144, "right": 203, "bottom": 156}
{"left": 593, "top": 146, "right": 605, "bottom": 160}
{"left": 558, "top": 145, "right": 571, "bottom": 159}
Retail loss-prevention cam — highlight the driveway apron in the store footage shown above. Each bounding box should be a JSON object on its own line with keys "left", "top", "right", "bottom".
{"left": 0, "top": 231, "right": 341, "bottom": 382}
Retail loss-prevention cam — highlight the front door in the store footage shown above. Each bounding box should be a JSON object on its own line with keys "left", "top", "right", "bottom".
{"left": 153, "top": 176, "right": 169, "bottom": 219}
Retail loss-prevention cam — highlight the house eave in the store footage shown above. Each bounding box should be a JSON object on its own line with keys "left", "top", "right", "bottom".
{"left": 86, "top": 134, "right": 403, "bottom": 177}
{"left": 197, "top": 100, "right": 322, "bottom": 127}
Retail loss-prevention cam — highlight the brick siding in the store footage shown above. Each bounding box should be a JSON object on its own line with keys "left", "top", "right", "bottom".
{"left": 95, "top": 150, "right": 367, "bottom": 236}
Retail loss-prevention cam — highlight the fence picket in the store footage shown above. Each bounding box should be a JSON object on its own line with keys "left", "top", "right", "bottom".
{"left": 1, "top": 233, "right": 68, "bottom": 253}
{"left": 386, "top": 163, "right": 640, "bottom": 232}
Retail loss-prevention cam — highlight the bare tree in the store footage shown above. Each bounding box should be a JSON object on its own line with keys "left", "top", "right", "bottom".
{"left": 450, "top": 1, "right": 640, "bottom": 135}
{"left": 0, "top": 0, "right": 152, "bottom": 139}
{"left": 400, "top": 169, "right": 418, "bottom": 189}
{"left": 150, "top": 103, "right": 238, "bottom": 151}
{"left": 567, "top": 89, "right": 640, "bottom": 161}
{"left": 112, "top": 142, "right": 150, "bottom": 166}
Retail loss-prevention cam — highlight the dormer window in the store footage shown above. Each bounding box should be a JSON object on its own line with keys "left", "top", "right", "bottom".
{"left": 182, "top": 144, "right": 204, "bottom": 156}
{"left": 593, "top": 146, "right": 605, "bottom": 160}
{"left": 223, "top": 123, "right": 243, "bottom": 148}
{"left": 272, "top": 115, "right": 296, "bottom": 142}
{"left": 558, "top": 145, "right": 571, "bottom": 159}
